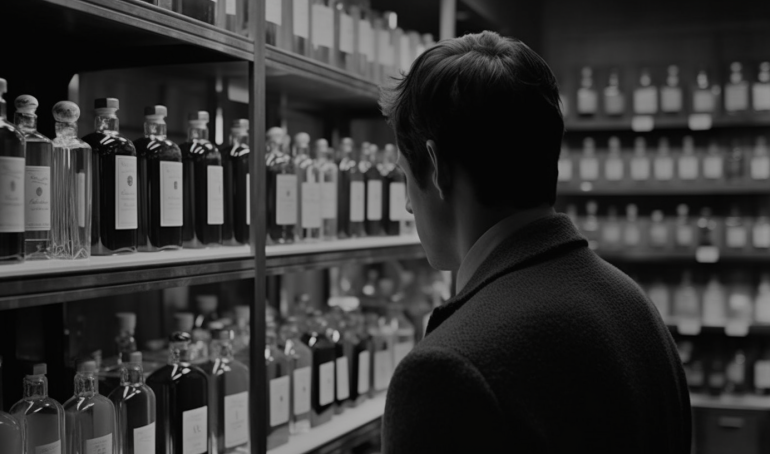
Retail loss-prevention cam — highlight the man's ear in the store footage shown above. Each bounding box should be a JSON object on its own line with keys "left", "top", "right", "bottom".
{"left": 426, "top": 139, "right": 450, "bottom": 199}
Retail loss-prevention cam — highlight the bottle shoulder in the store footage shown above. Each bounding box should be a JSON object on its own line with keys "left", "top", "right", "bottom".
{"left": 21, "top": 130, "right": 52, "bottom": 144}
{"left": 0, "top": 119, "right": 24, "bottom": 142}
{"left": 53, "top": 136, "right": 91, "bottom": 150}
{"left": 83, "top": 131, "right": 136, "bottom": 155}
{"left": 134, "top": 137, "right": 182, "bottom": 160}
{"left": 181, "top": 140, "right": 220, "bottom": 161}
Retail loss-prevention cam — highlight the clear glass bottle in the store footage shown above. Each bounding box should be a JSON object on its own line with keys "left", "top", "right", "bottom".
{"left": 180, "top": 111, "right": 223, "bottom": 248}
{"left": 579, "top": 137, "right": 599, "bottom": 181}
{"left": 0, "top": 79, "right": 27, "bottom": 263}
{"left": 232, "top": 305, "right": 251, "bottom": 358}
{"left": 692, "top": 69, "right": 719, "bottom": 114}
{"left": 703, "top": 140, "right": 723, "bottom": 181}
{"left": 15, "top": 95, "right": 52, "bottom": 260}
{"left": 576, "top": 66, "right": 598, "bottom": 116}
{"left": 381, "top": 144, "right": 404, "bottom": 236}
{"left": 64, "top": 361, "right": 117, "bottom": 454}
{"left": 301, "top": 314, "right": 336, "bottom": 427}
{"left": 10, "top": 364, "right": 65, "bottom": 454}
{"left": 698, "top": 207, "right": 718, "bottom": 248}
{"left": 221, "top": 119, "right": 251, "bottom": 246}
{"left": 630, "top": 137, "right": 650, "bottom": 182}
{"left": 755, "top": 342, "right": 770, "bottom": 395}
{"left": 725, "top": 62, "right": 749, "bottom": 113}
{"left": 348, "top": 312, "right": 373, "bottom": 405}
{"left": 653, "top": 137, "right": 674, "bottom": 181}
{"left": 557, "top": 143, "right": 572, "bottom": 183}
{"left": 146, "top": 331, "right": 210, "bottom": 454}
{"left": 649, "top": 210, "right": 669, "bottom": 249}
{"left": 108, "top": 352, "right": 156, "bottom": 454}
{"left": 728, "top": 272, "right": 754, "bottom": 327}
{"left": 280, "top": 317, "right": 313, "bottom": 434}
{"left": 678, "top": 136, "right": 699, "bottom": 181}
{"left": 134, "top": 105, "right": 183, "bottom": 252}
{"left": 294, "top": 133, "right": 321, "bottom": 242}
{"left": 623, "top": 204, "right": 641, "bottom": 249}
{"left": 751, "top": 136, "right": 770, "bottom": 180}
{"left": 266, "top": 127, "right": 297, "bottom": 244}
{"left": 675, "top": 204, "right": 694, "bottom": 250}
{"left": 326, "top": 309, "right": 355, "bottom": 414}
{"left": 754, "top": 207, "right": 770, "bottom": 250}
{"left": 266, "top": 323, "right": 290, "bottom": 449}
{"left": 661, "top": 65, "right": 683, "bottom": 114}
{"left": 725, "top": 206, "right": 747, "bottom": 250}
{"left": 633, "top": 68, "right": 658, "bottom": 115}
{"left": 753, "top": 62, "right": 770, "bottom": 112}
{"left": 603, "top": 68, "right": 624, "bottom": 116}
{"left": 726, "top": 139, "right": 745, "bottom": 182}
{"left": 82, "top": 98, "right": 138, "bottom": 255}
{"left": 335, "top": 0, "right": 357, "bottom": 71}
{"left": 337, "top": 137, "right": 365, "bottom": 238}
{"left": 0, "top": 402, "right": 21, "bottom": 454}
{"left": 726, "top": 346, "right": 747, "bottom": 395}
{"left": 51, "top": 101, "right": 92, "bottom": 260}
{"left": 316, "top": 139, "right": 338, "bottom": 241}
{"left": 99, "top": 312, "right": 140, "bottom": 397}
{"left": 368, "top": 312, "right": 394, "bottom": 395}
{"left": 702, "top": 275, "right": 727, "bottom": 327}
{"left": 604, "top": 136, "right": 624, "bottom": 182}
{"left": 265, "top": 0, "right": 284, "bottom": 47}
{"left": 357, "top": 1, "right": 376, "bottom": 80}
{"left": 203, "top": 329, "right": 250, "bottom": 454}
{"left": 582, "top": 200, "right": 599, "bottom": 250}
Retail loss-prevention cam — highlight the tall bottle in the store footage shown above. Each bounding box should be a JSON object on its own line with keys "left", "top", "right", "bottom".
{"left": 603, "top": 68, "right": 625, "bottom": 116}
{"left": 64, "top": 360, "right": 117, "bottom": 454}
{"left": 266, "top": 323, "right": 290, "bottom": 449}
{"left": 280, "top": 317, "right": 313, "bottom": 434}
{"left": 180, "top": 111, "right": 223, "bottom": 248}
{"left": 51, "top": 101, "right": 92, "bottom": 259}
{"left": 109, "top": 352, "right": 156, "bottom": 454}
{"left": 135, "top": 105, "right": 183, "bottom": 251}
{"left": 661, "top": 65, "right": 683, "bottom": 114}
{"left": 576, "top": 66, "right": 598, "bottom": 116}
{"left": 301, "top": 314, "right": 336, "bottom": 427}
{"left": 381, "top": 144, "right": 405, "bottom": 236}
{"left": 10, "top": 364, "right": 65, "bottom": 454}
{"left": 0, "top": 387, "right": 21, "bottom": 453}
{"left": 15, "top": 95, "right": 52, "bottom": 259}
{"left": 327, "top": 310, "right": 355, "bottom": 414}
{"left": 362, "top": 144, "right": 383, "bottom": 236}
{"left": 311, "top": 0, "right": 334, "bottom": 64}
{"left": 348, "top": 312, "right": 373, "bottom": 406}
{"left": 147, "top": 331, "right": 210, "bottom": 454}
{"left": 295, "top": 133, "right": 321, "bottom": 242}
{"left": 337, "top": 137, "right": 365, "bottom": 238}
{"left": 203, "top": 329, "right": 250, "bottom": 453}
{"left": 266, "top": 127, "right": 297, "bottom": 244}
{"left": 82, "top": 98, "right": 138, "bottom": 255}
{"left": 0, "top": 79, "right": 26, "bottom": 263}
{"left": 221, "top": 119, "right": 251, "bottom": 245}
{"left": 316, "top": 139, "right": 338, "bottom": 241}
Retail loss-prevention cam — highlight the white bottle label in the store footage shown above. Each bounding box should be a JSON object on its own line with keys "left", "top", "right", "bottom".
{"left": 266, "top": 0, "right": 282, "bottom": 25}
{"left": 753, "top": 83, "right": 770, "bottom": 111}
{"left": 0, "top": 156, "right": 26, "bottom": 233}
{"left": 182, "top": 406, "right": 208, "bottom": 454}
{"left": 339, "top": 13, "right": 355, "bottom": 54}
{"left": 269, "top": 377, "right": 289, "bottom": 427}
{"left": 293, "top": 366, "right": 312, "bottom": 415}
{"left": 359, "top": 20, "right": 375, "bottom": 62}
{"left": 630, "top": 157, "right": 650, "bottom": 181}
{"left": 577, "top": 88, "right": 597, "bottom": 114}
{"left": 754, "top": 224, "right": 770, "bottom": 248}
{"left": 678, "top": 156, "right": 698, "bottom": 180}
{"left": 24, "top": 165, "right": 50, "bottom": 231}
{"left": 336, "top": 356, "right": 350, "bottom": 400}
{"left": 604, "top": 159, "right": 623, "bottom": 181}
{"left": 661, "top": 86, "right": 683, "bottom": 112}
{"left": 319, "top": 361, "right": 335, "bottom": 406}
{"left": 394, "top": 341, "right": 414, "bottom": 368}
{"left": 756, "top": 361, "right": 770, "bottom": 388}
{"left": 85, "top": 433, "right": 112, "bottom": 454}
{"left": 703, "top": 156, "right": 723, "bottom": 179}
{"left": 35, "top": 439, "right": 61, "bottom": 454}
{"left": 725, "top": 83, "right": 749, "bottom": 112}
{"left": 366, "top": 180, "right": 382, "bottom": 220}
{"left": 115, "top": 155, "right": 138, "bottom": 230}
{"left": 224, "top": 391, "right": 249, "bottom": 448}
{"left": 634, "top": 86, "right": 658, "bottom": 114}
{"left": 579, "top": 157, "right": 598, "bottom": 181}
{"left": 207, "top": 165, "right": 224, "bottom": 225}
{"left": 133, "top": 422, "right": 155, "bottom": 454}
{"left": 752, "top": 156, "right": 770, "bottom": 180}
{"left": 160, "top": 161, "right": 183, "bottom": 227}
{"left": 78, "top": 172, "right": 86, "bottom": 228}
{"left": 293, "top": 0, "right": 309, "bottom": 38}
{"left": 246, "top": 173, "right": 250, "bottom": 225}
{"left": 557, "top": 158, "right": 572, "bottom": 181}
{"left": 301, "top": 182, "right": 322, "bottom": 228}
{"left": 276, "top": 174, "right": 297, "bottom": 225}
{"left": 311, "top": 4, "right": 334, "bottom": 48}
{"left": 321, "top": 181, "right": 337, "bottom": 219}
{"left": 727, "top": 227, "right": 747, "bottom": 248}
{"left": 389, "top": 182, "right": 406, "bottom": 221}
{"left": 694, "top": 90, "right": 716, "bottom": 112}
{"left": 374, "top": 349, "right": 392, "bottom": 391}
{"left": 358, "top": 350, "right": 371, "bottom": 394}
{"left": 654, "top": 157, "right": 674, "bottom": 181}
{"left": 350, "top": 181, "right": 365, "bottom": 221}
{"left": 377, "top": 29, "right": 394, "bottom": 66}
{"left": 225, "top": 0, "right": 236, "bottom": 15}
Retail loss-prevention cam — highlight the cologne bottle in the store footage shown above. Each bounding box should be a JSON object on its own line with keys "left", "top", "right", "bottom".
{"left": 295, "top": 133, "right": 321, "bottom": 242}
{"left": 725, "top": 206, "right": 747, "bottom": 250}
{"left": 649, "top": 210, "right": 669, "bottom": 248}
{"left": 630, "top": 137, "right": 650, "bottom": 182}
{"left": 661, "top": 65, "right": 683, "bottom": 113}
{"left": 180, "top": 111, "right": 223, "bottom": 248}
{"left": 368, "top": 313, "right": 394, "bottom": 394}
{"left": 266, "top": 323, "right": 290, "bottom": 449}
{"left": 582, "top": 200, "right": 599, "bottom": 250}
{"left": 557, "top": 144, "right": 572, "bottom": 183}
{"left": 311, "top": 0, "right": 334, "bottom": 64}
{"left": 603, "top": 68, "right": 624, "bottom": 116}
{"left": 725, "top": 139, "right": 745, "bottom": 182}
{"left": 147, "top": 331, "right": 210, "bottom": 454}
{"left": 603, "top": 137, "right": 624, "bottom": 182}
{"left": 754, "top": 274, "right": 770, "bottom": 324}
{"left": 755, "top": 344, "right": 770, "bottom": 395}
{"left": 633, "top": 68, "right": 658, "bottom": 115}
{"left": 725, "top": 62, "right": 749, "bottom": 113}
{"left": 677, "top": 136, "right": 699, "bottom": 181}
{"left": 578, "top": 137, "right": 598, "bottom": 181}
{"left": 327, "top": 310, "right": 355, "bottom": 414}
{"left": 0, "top": 397, "right": 21, "bottom": 454}
{"left": 15, "top": 95, "right": 52, "bottom": 260}
{"left": 697, "top": 208, "right": 718, "bottom": 248}
{"left": 221, "top": 119, "right": 251, "bottom": 245}
{"left": 751, "top": 136, "right": 770, "bottom": 180}
{"left": 601, "top": 206, "right": 622, "bottom": 250}
{"left": 337, "top": 137, "right": 365, "bottom": 238}
{"left": 51, "top": 101, "right": 92, "bottom": 260}
{"left": 10, "top": 364, "right": 65, "bottom": 454}
{"left": 292, "top": 0, "right": 311, "bottom": 56}
{"left": 753, "top": 62, "right": 770, "bottom": 112}
{"left": 703, "top": 140, "right": 723, "bottom": 181}
{"left": 335, "top": 0, "right": 357, "bottom": 71}
{"left": 576, "top": 66, "right": 598, "bottom": 116}
{"left": 623, "top": 204, "right": 641, "bottom": 248}
{"left": 134, "top": 105, "right": 183, "bottom": 252}
{"left": 726, "top": 347, "right": 747, "bottom": 395}
{"left": 82, "top": 98, "right": 138, "bottom": 255}
{"left": 381, "top": 144, "right": 404, "bottom": 236}
{"left": 753, "top": 208, "right": 770, "bottom": 250}
{"left": 728, "top": 272, "right": 754, "bottom": 327}
{"left": 647, "top": 279, "right": 670, "bottom": 321}
{"left": 203, "top": 329, "right": 250, "bottom": 453}
{"left": 63, "top": 361, "right": 117, "bottom": 454}
{"left": 692, "top": 69, "right": 719, "bottom": 113}
{"left": 280, "top": 317, "right": 313, "bottom": 434}
{"left": 653, "top": 137, "right": 674, "bottom": 181}
{"left": 362, "top": 144, "right": 383, "bottom": 236}
{"left": 266, "top": 127, "right": 297, "bottom": 244}
{"left": 349, "top": 312, "right": 373, "bottom": 406}
{"left": 108, "top": 352, "right": 156, "bottom": 454}
{"left": 673, "top": 271, "right": 700, "bottom": 322}
{"left": 301, "top": 314, "right": 336, "bottom": 427}
{"left": 315, "top": 139, "right": 339, "bottom": 241}
{"left": 675, "top": 204, "right": 694, "bottom": 250}
{"left": 0, "top": 79, "right": 27, "bottom": 263}
{"left": 702, "top": 275, "right": 727, "bottom": 327}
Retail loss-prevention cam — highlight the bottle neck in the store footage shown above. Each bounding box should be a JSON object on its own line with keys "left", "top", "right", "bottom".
{"left": 95, "top": 115, "right": 119, "bottom": 133}
{"left": 145, "top": 122, "right": 167, "bottom": 139}
{"left": 14, "top": 112, "right": 38, "bottom": 132}
{"left": 55, "top": 121, "right": 78, "bottom": 139}
{"left": 230, "top": 130, "right": 249, "bottom": 146}
{"left": 74, "top": 373, "right": 98, "bottom": 397}
{"left": 188, "top": 126, "right": 209, "bottom": 141}
{"left": 0, "top": 98, "right": 5, "bottom": 119}
{"left": 212, "top": 340, "right": 235, "bottom": 360}
{"left": 116, "top": 330, "right": 136, "bottom": 365}
{"left": 169, "top": 343, "right": 193, "bottom": 364}
{"left": 120, "top": 364, "right": 144, "bottom": 386}
{"left": 23, "top": 375, "right": 48, "bottom": 399}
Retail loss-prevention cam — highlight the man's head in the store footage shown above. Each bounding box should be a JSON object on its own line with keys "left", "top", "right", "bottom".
{"left": 380, "top": 31, "right": 564, "bottom": 269}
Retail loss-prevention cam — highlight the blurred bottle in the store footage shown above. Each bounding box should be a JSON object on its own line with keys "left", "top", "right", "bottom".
{"left": 63, "top": 361, "right": 117, "bottom": 454}
{"left": 653, "top": 137, "right": 674, "bottom": 181}
{"left": 363, "top": 144, "right": 384, "bottom": 236}
{"left": 296, "top": 133, "right": 322, "bottom": 242}
{"left": 703, "top": 140, "right": 723, "bottom": 181}
{"left": 582, "top": 200, "right": 599, "bottom": 250}
{"left": 649, "top": 210, "right": 669, "bottom": 249}
{"left": 725, "top": 206, "right": 747, "bottom": 250}
{"left": 10, "top": 364, "right": 65, "bottom": 454}
{"left": 702, "top": 275, "right": 727, "bottom": 327}
{"left": 752, "top": 62, "right": 770, "bottom": 112}
{"left": 266, "top": 127, "right": 297, "bottom": 244}
{"left": 725, "top": 62, "right": 749, "bottom": 113}
{"left": 576, "top": 67, "right": 598, "bottom": 116}
{"left": 381, "top": 144, "right": 405, "bottom": 236}
{"left": 633, "top": 68, "right": 658, "bottom": 115}
{"left": 337, "top": 137, "right": 365, "bottom": 238}
{"left": 301, "top": 314, "right": 336, "bottom": 427}
{"left": 232, "top": 305, "right": 251, "bottom": 358}
{"left": 280, "top": 317, "right": 313, "bottom": 434}
{"left": 677, "top": 136, "right": 699, "bottom": 181}
{"left": 697, "top": 208, "right": 718, "bottom": 248}
{"left": 679, "top": 341, "right": 704, "bottom": 393}
{"left": 622, "top": 204, "right": 641, "bottom": 249}
{"left": 388, "top": 304, "right": 416, "bottom": 370}
{"left": 603, "top": 68, "right": 625, "bottom": 116}
{"left": 728, "top": 272, "right": 754, "bottom": 327}
{"left": 754, "top": 342, "right": 770, "bottom": 395}
{"left": 692, "top": 69, "right": 719, "bottom": 114}
{"left": 579, "top": 137, "right": 599, "bottom": 181}
{"left": 726, "top": 346, "right": 747, "bottom": 395}
{"left": 348, "top": 311, "right": 373, "bottom": 406}
{"left": 755, "top": 274, "right": 770, "bottom": 324}
{"left": 661, "top": 65, "right": 683, "bottom": 114}
{"left": 675, "top": 204, "right": 695, "bottom": 250}
{"left": 366, "top": 313, "right": 394, "bottom": 396}
{"left": 708, "top": 347, "right": 727, "bottom": 396}
{"left": 558, "top": 144, "right": 572, "bottom": 183}
{"left": 673, "top": 271, "right": 700, "bottom": 323}
{"left": 109, "top": 352, "right": 156, "bottom": 454}
{"left": 750, "top": 137, "right": 770, "bottom": 181}
{"left": 327, "top": 309, "right": 355, "bottom": 414}
{"left": 601, "top": 206, "right": 622, "bottom": 251}
{"left": 603, "top": 136, "right": 624, "bottom": 182}
{"left": 647, "top": 278, "right": 670, "bottom": 321}
{"left": 630, "top": 137, "right": 650, "bottom": 182}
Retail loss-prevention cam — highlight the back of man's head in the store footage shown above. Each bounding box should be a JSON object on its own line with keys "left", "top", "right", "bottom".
{"left": 381, "top": 31, "right": 564, "bottom": 209}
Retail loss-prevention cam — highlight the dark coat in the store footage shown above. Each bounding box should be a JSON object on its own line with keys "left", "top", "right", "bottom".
{"left": 382, "top": 214, "right": 691, "bottom": 453}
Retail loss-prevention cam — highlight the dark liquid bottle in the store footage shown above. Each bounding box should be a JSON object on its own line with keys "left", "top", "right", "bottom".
{"left": 109, "top": 352, "right": 157, "bottom": 454}
{"left": 381, "top": 144, "right": 403, "bottom": 236}
{"left": 266, "top": 323, "right": 290, "bottom": 449}
{"left": 0, "top": 78, "right": 27, "bottom": 263}
{"left": 348, "top": 312, "right": 373, "bottom": 406}
{"left": 362, "top": 144, "right": 383, "bottom": 236}
{"left": 82, "top": 98, "right": 138, "bottom": 255}
{"left": 180, "top": 111, "right": 223, "bottom": 248}
{"left": 301, "top": 314, "right": 336, "bottom": 427}
{"left": 135, "top": 105, "right": 183, "bottom": 251}
{"left": 328, "top": 310, "right": 355, "bottom": 414}
{"left": 279, "top": 317, "right": 313, "bottom": 434}
{"left": 221, "top": 119, "right": 250, "bottom": 245}
{"left": 147, "top": 331, "right": 210, "bottom": 454}
{"left": 337, "top": 138, "right": 362, "bottom": 238}
{"left": 266, "top": 127, "right": 297, "bottom": 244}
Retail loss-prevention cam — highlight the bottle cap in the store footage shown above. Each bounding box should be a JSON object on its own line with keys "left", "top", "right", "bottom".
{"left": 608, "top": 136, "right": 620, "bottom": 153}
{"left": 341, "top": 137, "right": 354, "bottom": 152}
{"left": 78, "top": 360, "right": 97, "bottom": 373}
{"left": 116, "top": 312, "right": 137, "bottom": 331}
{"left": 0, "top": 78, "right": 6, "bottom": 95}
{"left": 170, "top": 331, "right": 192, "bottom": 343}
{"left": 234, "top": 305, "right": 250, "bottom": 321}
{"left": 15, "top": 95, "right": 39, "bottom": 114}
{"left": 94, "top": 98, "right": 119, "bottom": 110}
{"left": 52, "top": 101, "right": 81, "bottom": 123}
{"left": 188, "top": 111, "right": 209, "bottom": 123}
{"left": 232, "top": 119, "right": 249, "bottom": 129}
{"left": 266, "top": 127, "right": 285, "bottom": 142}
{"left": 294, "top": 132, "right": 311, "bottom": 148}
{"left": 28, "top": 363, "right": 47, "bottom": 376}
{"left": 174, "top": 312, "right": 195, "bottom": 332}
{"left": 144, "top": 105, "right": 167, "bottom": 117}
{"left": 129, "top": 351, "right": 142, "bottom": 365}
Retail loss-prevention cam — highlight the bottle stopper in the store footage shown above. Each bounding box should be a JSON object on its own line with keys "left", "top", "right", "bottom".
{"left": 94, "top": 98, "right": 119, "bottom": 111}
{"left": 129, "top": 351, "right": 142, "bottom": 365}
{"left": 341, "top": 137, "right": 354, "bottom": 152}
{"left": 294, "top": 132, "right": 311, "bottom": 148}
{"left": 116, "top": 312, "right": 137, "bottom": 331}
{"left": 174, "top": 312, "right": 195, "bottom": 332}
{"left": 234, "top": 305, "right": 250, "bottom": 321}
{"left": 15, "top": 95, "right": 39, "bottom": 114}
{"left": 28, "top": 363, "right": 47, "bottom": 376}
{"left": 79, "top": 360, "right": 97, "bottom": 373}
{"left": 53, "top": 101, "right": 81, "bottom": 123}
{"left": 188, "top": 111, "right": 209, "bottom": 123}
{"left": 0, "top": 78, "right": 6, "bottom": 95}
{"left": 144, "top": 105, "right": 167, "bottom": 118}
{"left": 266, "top": 127, "right": 285, "bottom": 142}
{"left": 232, "top": 119, "right": 249, "bottom": 130}
{"left": 170, "top": 331, "right": 192, "bottom": 343}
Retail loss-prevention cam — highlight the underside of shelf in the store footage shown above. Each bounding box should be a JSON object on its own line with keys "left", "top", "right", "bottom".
{"left": 558, "top": 181, "right": 770, "bottom": 196}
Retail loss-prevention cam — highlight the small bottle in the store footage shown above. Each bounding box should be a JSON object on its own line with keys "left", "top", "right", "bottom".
{"left": 726, "top": 139, "right": 745, "bottom": 182}
{"left": 337, "top": 137, "right": 365, "bottom": 238}
{"left": 381, "top": 144, "right": 405, "bottom": 236}
{"left": 623, "top": 204, "right": 641, "bottom": 248}
{"left": 708, "top": 349, "right": 727, "bottom": 396}
{"left": 726, "top": 348, "right": 747, "bottom": 395}
{"left": 661, "top": 65, "right": 683, "bottom": 113}
{"left": 295, "top": 133, "right": 321, "bottom": 242}
{"left": 316, "top": 139, "right": 339, "bottom": 241}
{"left": 0, "top": 78, "right": 26, "bottom": 264}
{"left": 675, "top": 204, "right": 694, "bottom": 250}
{"left": 702, "top": 275, "right": 727, "bottom": 327}
{"left": 677, "top": 136, "right": 699, "bottom": 181}
{"left": 630, "top": 137, "right": 651, "bottom": 182}
{"left": 557, "top": 144, "right": 573, "bottom": 183}
{"left": 647, "top": 279, "right": 671, "bottom": 321}
{"left": 603, "top": 68, "right": 625, "bottom": 116}
{"left": 134, "top": 105, "right": 183, "bottom": 252}
{"left": 15, "top": 95, "right": 52, "bottom": 260}
{"left": 653, "top": 137, "right": 674, "bottom": 181}
{"left": 108, "top": 352, "right": 156, "bottom": 454}
{"left": 673, "top": 271, "right": 700, "bottom": 322}
{"left": 579, "top": 137, "right": 599, "bottom": 181}
{"left": 633, "top": 68, "right": 658, "bottom": 115}
{"left": 582, "top": 200, "right": 599, "bottom": 250}
{"left": 326, "top": 310, "right": 355, "bottom": 414}
{"left": 265, "top": 323, "right": 290, "bottom": 449}
{"left": 753, "top": 62, "right": 770, "bottom": 111}
{"left": 82, "top": 98, "right": 138, "bottom": 255}
{"left": 221, "top": 119, "right": 251, "bottom": 245}
{"left": 755, "top": 274, "right": 770, "bottom": 324}
{"left": 753, "top": 208, "right": 770, "bottom": 250}
{"left": 180, "top": 111, "right": 223, "bottom": 248}
{"left": 703, "top": 140, "right": 724, "bottom": 181}
{"left": 692, "top": 69, "right": 719, "bottom": 113}
{"left": 601, "top": 206, "right": 622, "bottom": 250}
{"left": 576, "top": 66, "right": 598, "bottom": 116}
{"left": 336, "top": 0, "right": 357, "bottom": 71}
{"left": 348, "top": 312, "right": 374, "bottom": 406}
{"left": 725, "top": 206, "right": 747, "bottom": 250}
{"left": 754, "top": 344, "right": 770, "bottom": 395}
{"left": 728, "top": 272, "right": 753, "bottom": 327}
{"left": 679, "top": 341, "right": 704, "bottom": 393}
{"left": 311, "top": 0, "right": 334, "bottom": 64}
{"left": 51, "top": 101, "right": 92, "bottom": 259}
{"left": 280, "top": 317, "right": 313, "bottom": 434}
{"left": 266, "top": 127, "right": 297, "bottom": 244}
{"left": 751, "top": 137, "right": 770, "bottom": 180}
{"left": 10, "top": 364, "right": 65, "bottom": 454}
{"left": 301, "top": 314, "right": 336, "bottom": 427}
{"left": 649, "top": 210, "right": 669, "bottom": 249}
{"left": 698, "top": 207, "right": 718, "bottom": 248}
{"left": 64, "top": 361, "right": 117, "bottom": 454}
{"left": 363, "top": 144, "right": 384, "bottom": 236}
{"left": 725, "top": 62, "right": 750, "bottom": 113}
{"left": 603, "top": 137, "right": 624, "bottom": 182}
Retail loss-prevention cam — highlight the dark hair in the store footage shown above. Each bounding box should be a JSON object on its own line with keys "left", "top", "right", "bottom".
{"left": 380, "top": 31, "right": 564, "bottom": 208}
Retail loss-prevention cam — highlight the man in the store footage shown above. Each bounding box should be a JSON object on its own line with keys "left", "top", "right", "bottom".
{"left": 379, "top": 31, "right": 691, "bottom": 453}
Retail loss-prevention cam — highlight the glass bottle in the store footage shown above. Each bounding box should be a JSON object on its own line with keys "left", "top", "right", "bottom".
{"left": 725, "top": 62, "right": 749, "bottom": 113}
{"left": 203, "top": 329, "right": 250, "bottom": 454}
{"left": 337, "top": 137, "right": 364, "bottom": 238}
{"left": 311, "top": 0, "right": 334, "bottom": 64}
{"left": 368, "top": 312, "right": 394, "bottom": 395}
{"left": 754, "top": 208, "right": 770, "bottom": 250}
{"left": 0, "top": 402, "right": 21, "bottom": 454}
{"left": 753, "top": 62, "right": 770, "bottom": 112}
{"left": 623, "top": 204, "right": 641, "bottom": 249}
{"left": 675, "top": 204, "right": 694, "bottom": 250}
{"left": 755, "top": 274, "right": 770, "bottom": 324}
{"left": 603, "top": 68, "right": 624, "bottom": 116}
{"left": 649, "top": 210, "right": 669, "bottom": 249}
{"left": 601, "top": 206, "right": 622, "bottom": 250}
{"left": 265, "top": 323, "right": 290, "bottom": 449}
{"left": 702, "top": 275, "right": 727, "bottom": 327}
{"left": 630, "top": 137, "right": 650, "bottom": 182}
{"left": 335, "top": 0, "right": 356, "bottom": 71}
{"left": 15, "top": 95, "right": 52, "bottom": 260}
{"left": 215, "top": 0, "right": 239, "bottom": 32}
{"left": 99, "top": 312, "right": 140, "bottom": 397}
{"left": 579, "top": 137, "right": 599, "bottom": 181}
{"left": 348, "top": 312, "right": 373, "bottom": 406}
{"left": 755, "top": 343, "right": 770, "bottom": 395}
{"left": 603, "top": 136, "right": 623, "bottom": 182}
{"left": 726, "top": 139, "right": 745, "bottom": 182}
{"left": 10, "top": 364, "right": 65, "bottom": 454}
{"left": 180, "top": 111, "right": 223, "bottom": 248}
{"left": 108, "top": 352, "right": 156, "bottom": 454}
{"left": 300, "top": 314, "right": 336, "bottom": 427}
{"left": 179, "top": 0, "right": 215, "bottom": 24}
{"left": 316, "top": 139, "right": 338, "bottom": 241}
{"left": 134, "top": 105, "right": 183, "bottom": 252}
{"left": 221, "top": 119, "right": 251, "bottom": 246}
{"left": 728, "top": 272, "right": 753, "bottom": 328}
{"left": 692, "top": 69, "right": 719, "bottom": 114}
{"left": 725, "top": 206, "right": 747, "bottom": 250}
{"left": 673, "top": 271, "right": 700, "bottom": 323}
{"left": 726, "top": 347, "right": 747, "bottom": 395}
{"left": 751, "top": 136, "right": 770, "bottom": 181}
{"left": 326, "top": 310, "right": 355, "bottom": 414}
{"left": 363, "top": 144, "right": 383, "bottom": 236}
{"left": 381, "top": 144, "right": 404, "bottom": 236}
{"left": 147, "top": 332, "right": 210, "bottom": 454}
{"left": 677, "top": 136, "right": 699, "bottom": 181}
{"left": 64, "top": 361, "right": 117, "bottom": 454}
{"left": 295, "top": 133, "right": 321, "bottom": 242}
{"left": 266, "top": 127, "right": 297, "bottom": 244}
{"left": 292, "top": 0, "right": 311, "bottom": 56}
{"left": 0, "top": 78, "right": 25, "bottom": 264}
{"left": 280, "top": 317, "right": 313, "bottom": 434}
{"left": 647, "top": 278, "right": 670, "bottom": 321}
{"left": 557, "top": 144, "right": 572, "bottom": 183}
{"left": 357, "top": 1, "right": 377, "bottom": 80}
{"left": 633, "top": 68, "right": 658, "bottom": 115}
{"left": 653, "top": 137, "right": 674, "bottom": 181}
{"left": 582, "top": 200, "right": 599, "bottom": 250}
{"left": 576, "top": 66, "right": 598, "bottom": 116}
{"left": 703, "top": 140, "right": 723, "bottom": 181}
{"left": 265, "top": 0, "right": 284, "bottom": 47}
{"left": 51, "top": 101, "right": 92, "bottom": 260}
{"left": 661, "top": 65, "right": 683, "bottom": 114}
{"left": 82, "top": 98, "right": 138, "bottom": 255}
{"left": 698, "top": 207, "right": 718, "bottom": 248}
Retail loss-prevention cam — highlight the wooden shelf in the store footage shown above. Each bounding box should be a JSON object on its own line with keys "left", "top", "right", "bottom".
{"left": 558, "top": 181, "right": 770, "bottom": 196}
{"left": 565, "top": 113, "right": 770, "bottom": 133}
{"left": 691, "top": 393, "right": 770, "bottom": 411}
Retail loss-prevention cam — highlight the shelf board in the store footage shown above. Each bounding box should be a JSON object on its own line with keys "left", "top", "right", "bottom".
{"left": 690, "top": 393, "right": 770, "bottom": 411}
{"left": 268, "top": 395, "right": 386, "bottom": 454}
{"left": 598, "top": 249, "right": 770, "bottom": 263}
{"left": 565, "top": 113, "right": 770, "bottom": 132}
{"left": 667, "top": 323, "right": 770, "bottom": 336}
{"left": 558, "top": 181, "right": 770, "bottom": 196}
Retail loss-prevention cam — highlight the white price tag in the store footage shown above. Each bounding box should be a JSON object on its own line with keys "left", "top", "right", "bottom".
{"left": 292, "top": 0, "right": 309, "bottom": 38}
{"left": 269, "top": 377, "right": 290, "bottom": 427}
{"left": 293, "top": 367, "right": 311, "bottom": 415}
{"left": 275, "top": 174, "right": 297, "bottom": 225}
{"left": 319, "top": 361, "right": 335, "bottom": 406}
{"left": 311, "top": 4, "right": 334, "bottom": 48}
{"left": 115, "top": 155, "right": 138, "bottom": 230}
{"left": 357, "top": 351, "right": 371, "bottom": 394}
{"left": 266, "top": 0, "right": 282, "bottom": 25}
{"left": 336, "top": 356, "right": 350, "bottom": 400}
{"left": 182, "top": 407, "right": 208, "bottom": 454}
{"left": 631, "top": 115, "right": 654, "bottom": 132}
{"left": 321, "top": 181, "right": 336, "bottom": 219}
{"left": 301, "top": 182, "right": 321, "bottom": 228}
{"left": 696, "top": 246, "right": 720, "bottom": 263}
{"left": 160, "top": 161, "right": 183, "bottom": 227}
{"left": 24, "top": 165, "right": 50, "bottom": 231}
{"left": 373, "top": 349, "right": 392, "bottom": 391}
{"left": 339, "top": 13, "right": 354, "bottom": 55}
{"left": 350, "top": 181, "right": 365, "bottom": 221}
{"left": 207, "top": 165, "right": 224, "bottom": 225}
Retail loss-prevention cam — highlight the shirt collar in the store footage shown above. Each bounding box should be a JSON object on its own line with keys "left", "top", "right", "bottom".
{"left": 455, "top": 206, "right": 555, "bottom": 294}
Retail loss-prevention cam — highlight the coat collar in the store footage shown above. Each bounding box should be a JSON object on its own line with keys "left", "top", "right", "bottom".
{"left": 426, "top": 213, "right": 588, "bottom": 335}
